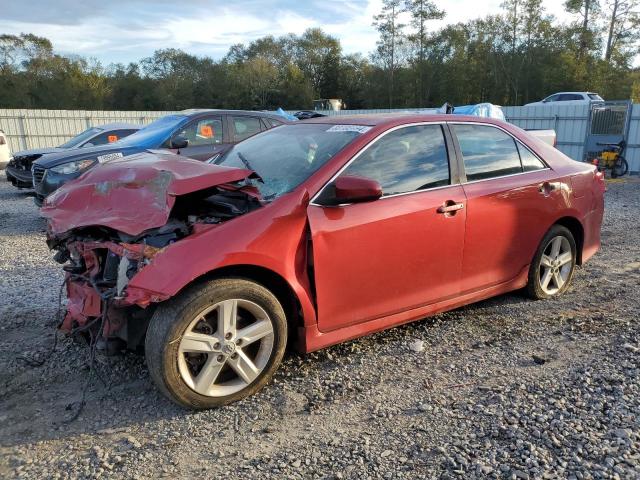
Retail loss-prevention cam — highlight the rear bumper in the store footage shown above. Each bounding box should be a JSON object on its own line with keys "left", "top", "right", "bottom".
{"left": 5, "top": 165, "right": 34, "bottom": 189}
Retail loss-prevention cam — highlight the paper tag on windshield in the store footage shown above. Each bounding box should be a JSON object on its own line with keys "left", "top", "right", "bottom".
{"left": 97, "top": 152, "right": 124, "bottom": 163}
{"left": 326, "top": 125, "right": 372, "bottom": 134}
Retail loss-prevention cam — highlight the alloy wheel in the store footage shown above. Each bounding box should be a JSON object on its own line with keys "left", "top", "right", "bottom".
{"left": 177, "top": 299, "right": 275, "bottom": 397}
{"left": 538, "top": 235, "right": 573, "bottom": 295}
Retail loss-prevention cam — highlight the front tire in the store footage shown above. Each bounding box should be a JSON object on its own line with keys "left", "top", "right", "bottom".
{"left": 526, "top": 225, "right": 577, "bottom": 300}
{"left": 145, "top": 278, "right": 287, "bottom": 409}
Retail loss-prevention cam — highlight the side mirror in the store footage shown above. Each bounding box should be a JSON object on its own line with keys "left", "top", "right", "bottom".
{"left": 331, "top": 175, "right": 382, "bottom": 205}
{"left": 170, "top": 136, "right": 189, "bottom": 149}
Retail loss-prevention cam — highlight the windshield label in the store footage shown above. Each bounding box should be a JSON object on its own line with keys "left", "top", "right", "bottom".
{"left": 97, "top": 152, "right": 124, "bottom": 163}
{"left": 326, "top": 125, "right": 372, "bottom": 134}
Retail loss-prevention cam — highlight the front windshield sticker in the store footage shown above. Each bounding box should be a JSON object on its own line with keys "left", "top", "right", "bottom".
{"left": 326, "top": 125, "right": 372, "bottom": 134}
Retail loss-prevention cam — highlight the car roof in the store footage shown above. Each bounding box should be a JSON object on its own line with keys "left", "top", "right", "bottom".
{"left": 301, "top": 113, "right": 504, "bottom": 128}
{"left": 548, "top": 92, "right": 597, "bottom": 96}
{"left": 180, "top": 109, "right": 288, "bottom": 120}
{"left": 95, "top": 122, "right": 143, "bottom": 130}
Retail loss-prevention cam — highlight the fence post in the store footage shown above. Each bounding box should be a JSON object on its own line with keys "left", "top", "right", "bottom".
{"left": 17, "top": 115, "right": 28, "bottom": 150}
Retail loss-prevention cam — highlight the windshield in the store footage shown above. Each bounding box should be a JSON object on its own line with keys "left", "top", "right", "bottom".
{"left": 214, "top": 123, "right": 368, "bottom": 200}
{"left": 58, "top": 127, "right": 102, "bottom": 148}
{"left": 588, "top": 94, "right": 604, "bottom": 101}
{"left": 115, "top": 114, "right": 187, "bottom": 147}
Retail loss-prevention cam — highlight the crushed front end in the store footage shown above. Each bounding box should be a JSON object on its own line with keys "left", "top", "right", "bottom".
{"left": 42, "top": 152, "right": 261, "bottom": 352}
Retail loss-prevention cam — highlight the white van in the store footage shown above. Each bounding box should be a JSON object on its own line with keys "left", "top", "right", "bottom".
{"left": 0, "top": 130, "right": 10, "bottom": 169}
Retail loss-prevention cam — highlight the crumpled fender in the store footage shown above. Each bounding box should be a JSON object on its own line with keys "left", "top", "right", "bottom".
{"left": 121, "top": 190, "right": 318, "bottom": 327}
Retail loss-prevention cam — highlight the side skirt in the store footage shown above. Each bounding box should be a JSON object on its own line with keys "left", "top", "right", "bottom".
{"left": 300, "top": 266, "right": 530, "bottom": 353}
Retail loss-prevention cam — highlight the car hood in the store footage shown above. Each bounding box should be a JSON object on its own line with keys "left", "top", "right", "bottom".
{"left": 12, "top": 147, "right": 66, "bottom": 159}
{"left": 33, "top": 144, "right": 144, "bottom": 168}
{"left": 41, "top": 151, "right": 256, "bottom": 236}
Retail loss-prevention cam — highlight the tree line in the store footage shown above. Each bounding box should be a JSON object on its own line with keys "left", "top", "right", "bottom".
{"left": 0, "top": 0, "right": 638, "bottom": 111}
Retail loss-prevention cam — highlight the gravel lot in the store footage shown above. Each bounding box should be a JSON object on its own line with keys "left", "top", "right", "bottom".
{"left": 0, "top": 176, "right": 638, "bottom": 479}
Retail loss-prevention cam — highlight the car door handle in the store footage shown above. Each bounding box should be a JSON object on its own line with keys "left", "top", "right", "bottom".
{"left": 437, "top": 202, "right": 465, "bottom": 214}
{"left": 539, "top": 182, "right": 559, "bottom": 194}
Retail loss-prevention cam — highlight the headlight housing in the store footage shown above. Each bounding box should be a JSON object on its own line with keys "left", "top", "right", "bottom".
{"left": 50, "top": 159, "right": 95, "bottom": 175}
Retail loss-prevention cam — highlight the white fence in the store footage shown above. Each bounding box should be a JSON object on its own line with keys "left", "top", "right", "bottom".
{"left": 0, "top": 109, "right": 175, "bottom": 152}
{"left": 1, "top": 106, "right": 638, "bottom": 173}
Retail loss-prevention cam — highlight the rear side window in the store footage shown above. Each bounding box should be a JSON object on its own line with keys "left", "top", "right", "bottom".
{"left": 518, "top": 143, "right": 546, "bottom": 172}
{"left": 342, "top": 124, "right": 450, "bottom": 195}
{"left": 454, "top": 125, "right": 522, "bottom": 181}
{"left": 232, "top": 116, "right": 262, "bottom": 142}
{"left": 264, "top": 118, "right": 284, "bottom": 128}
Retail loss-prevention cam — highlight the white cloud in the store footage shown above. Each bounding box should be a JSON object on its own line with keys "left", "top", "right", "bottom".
{"left": 0, "top": 0, "right": 628, "bottom": 65}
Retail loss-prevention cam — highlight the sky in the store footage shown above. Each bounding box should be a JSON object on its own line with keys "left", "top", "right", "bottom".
{"left": 2, "top": 0, "right": 576, "bottom": 65}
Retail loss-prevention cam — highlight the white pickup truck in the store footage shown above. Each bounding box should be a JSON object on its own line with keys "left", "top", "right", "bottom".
{"left": 527, "top": 129, "right": 557, "bottom": 147}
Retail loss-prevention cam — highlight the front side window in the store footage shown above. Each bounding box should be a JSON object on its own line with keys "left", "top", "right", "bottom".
{"left": 454, "top": 124, "right": 522, "bottom": 181}
{"left": 215, "top": 123, "right": 365, "bottom": 200}
{"left": 232, "top": 116, "right": 262, "bottom": 142}
{"left": 176, "top": 117, "right": 223, "bottom": 146}
{"left": 341, "top": 124, "right": 450, "bottom": 196}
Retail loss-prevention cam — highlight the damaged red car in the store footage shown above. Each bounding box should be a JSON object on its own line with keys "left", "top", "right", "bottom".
{"left": 43, "top": 115, "right": 605, "bottom": 409}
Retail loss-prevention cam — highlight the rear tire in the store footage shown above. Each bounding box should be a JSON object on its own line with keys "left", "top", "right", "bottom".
{"left": 526, "top": 225, "right": 577, "bottom": 300}
{"left": 145, "top": 278, "right": 287, "bottom": 409}
{"left": 611, "top": 156, "right": 628, "bottom": 178}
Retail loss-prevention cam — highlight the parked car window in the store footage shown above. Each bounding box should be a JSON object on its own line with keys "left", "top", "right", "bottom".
{"left": 544, "top": 95, "right": 560, "bottom": 102}
{"left": 342, "top": 124, "right": 450, "bottom": 195}
{"left": 58, "top": 127, "right": 102, "bottom": 148}
{"left": 517, "top": 143, "right": 546, "bottom": 172}
{"left": 232, "top": 116, "right": 262, "bottom": 142}
{"left": 559, "top": 94, "right": 584, "bottom": 101}
{"left": 176, "top": 117, "right": 223, "bottom": 146}
{"left": 263, "top": 118, "right": 284, "bottom": 129}
{"left": 588, "top": 94, "right": 603, "bottom": 101}
{"left": 454, "top": 124, "right": 522, "bottom": 181}
{"left": 84, "top": 129, "right": 137, "bottom": 147}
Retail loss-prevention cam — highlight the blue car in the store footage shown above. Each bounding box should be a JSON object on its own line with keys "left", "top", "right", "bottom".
{"left": 32, "top": 109, "right": 288, "bottom": 206}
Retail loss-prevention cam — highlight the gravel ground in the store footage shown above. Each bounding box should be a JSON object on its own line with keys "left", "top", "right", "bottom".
{"left": 0, "top": 177, "right": 638, "bottom": 480}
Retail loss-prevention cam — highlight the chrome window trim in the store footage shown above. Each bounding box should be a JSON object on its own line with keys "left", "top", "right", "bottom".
{"left": 309, "top": 121, "right": 452, "bottom": 207}
{"left": 448, "top": 121, "right": 550, "bottom": 182}
{"left": 462, "top": 167, "right": 551, "bottom": 185}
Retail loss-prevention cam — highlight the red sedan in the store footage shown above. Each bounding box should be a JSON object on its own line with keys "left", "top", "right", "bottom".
{"left": 43, "top": 115, "right": 605, "bottom": 409}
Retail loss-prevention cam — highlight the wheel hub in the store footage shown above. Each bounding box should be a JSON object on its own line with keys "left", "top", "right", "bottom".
{"left": 222, "top": 341, "right": 236, "bottom": 356}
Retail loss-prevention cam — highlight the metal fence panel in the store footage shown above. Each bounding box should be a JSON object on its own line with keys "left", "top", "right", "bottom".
{"left": 0, "top": 109, "right": 174, "bottom": 153}
{"left": 627, "top": 104, "right": 640, "bottom": 173}
{"left": 502, "top": 104, "right": 591, "bottom": 161}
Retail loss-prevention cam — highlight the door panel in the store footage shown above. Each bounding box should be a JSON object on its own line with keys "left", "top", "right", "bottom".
{"left": 308, "top": 186, "right": 466, "bottom": 332}
{"left": 460, "top": 170, "right": 564, "bottom": 293}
